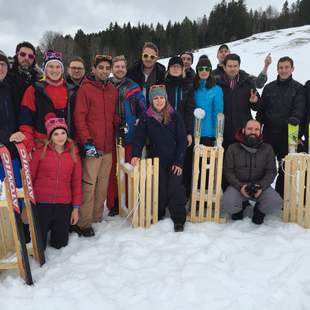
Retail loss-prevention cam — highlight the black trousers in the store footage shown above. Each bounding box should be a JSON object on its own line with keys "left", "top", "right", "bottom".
{"left": 37, "top": 203, "right": 72, "bottom": 249}
{"left": 263, "top": 131, "right": 288, "bottom": 198}
{"left": 159, "top": 166, "right": 187, "bottom": 225}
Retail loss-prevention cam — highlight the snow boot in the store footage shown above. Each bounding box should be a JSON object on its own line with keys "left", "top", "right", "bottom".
{"left": 252, "top": 203, "right": 265, "bottom": 225}
{"left": 108, "top": 199, "right": 119, "bottom": 217}
{"left": 174, "top": 223, "right": 184, "bottom": 232}
{"left": 231, "top": 201, "right": 249, "bottom": 220}
{"left": 81, "top": 226, "right": 95, "bottom": 237}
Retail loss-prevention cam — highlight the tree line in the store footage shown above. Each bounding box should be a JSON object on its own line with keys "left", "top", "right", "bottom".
{"left": 37, "top": 0, "right": 310, "bottom": 70}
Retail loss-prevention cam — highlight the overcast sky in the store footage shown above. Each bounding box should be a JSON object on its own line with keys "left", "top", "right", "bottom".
{"left": 0, "top": 0, "right": 284, "bottom": 56}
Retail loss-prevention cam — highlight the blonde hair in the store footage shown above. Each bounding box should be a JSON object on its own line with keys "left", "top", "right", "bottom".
{"left": 112, "top": 55, "right": 127, "bottom": 66}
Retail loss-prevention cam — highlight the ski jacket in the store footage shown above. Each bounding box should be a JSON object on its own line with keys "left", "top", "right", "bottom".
{"left": 224, "top": 129, "right": 277, "bottom": 191}
{"left": 194, "top": 80, "right": 223, "bottom": 138}
{"left": 184, "top": 67, "right": 196, "bottom": 87}
{"left": 30, "top": 143, "right": 82, "bottom": 206}
{"left": 126, "top": 61, "right": 165, "bottom": 106}
{"left": 213, "top": 65, "right": 267, "bottom": 89}
{"left": 19, "top": 80, "right": 69, "bottom": 152}
{"left": 165, "top": 74, "right": 195, "bottom": 135}
{"left": 217, "top": 71, "right": 261, "bottom": 147}
{"left": 111, "top": 77, "right": 146, "bottom": 145}
{"left": 132, "top": 108, "right": 187, "bottom": 168}
{"left": 256, "top": 76, "right": 305, "bottom": 135}
{"left": 74, "top": 75, "right": 117, "bottom": 153}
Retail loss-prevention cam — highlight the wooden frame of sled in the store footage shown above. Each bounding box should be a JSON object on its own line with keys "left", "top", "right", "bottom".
{"left": 116, "top": 145, "right": 159, "bottom": 228}
{"left": 189, "top": 145, "right": 225, "bottom": 223}
{"left": 283, "top": 153, "right": 310, "bottom": 228}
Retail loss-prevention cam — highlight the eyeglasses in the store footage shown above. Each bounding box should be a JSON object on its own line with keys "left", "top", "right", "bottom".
{"left": 197, "top": 66, "right": 212, "bottom": 72}
{"left": 142, "top": 53, "right": 157, "bottom": 60}
{"left": 44, "top": 51, "right": 62, "bottom": 61}
{"left": 18, "top": 51, "right": 35, "bottom": 60}
{"left": 69, "top": 66, "right": 85, "bottom": 71}
{"left": 48, "top": 118, "right": 65, "bottom": 124}
{"left": 149, "top": 84, "right": 166, "bottom": 91}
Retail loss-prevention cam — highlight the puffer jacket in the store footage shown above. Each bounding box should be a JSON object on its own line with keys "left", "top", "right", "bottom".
{"left": 74, "top": 75, "right": 117, "bottom": 153}
{"left": 30, "top": 143, "right": 82, "bottom": 206}
{"left": 224, "top": 129, "right": 277, "bottom": 191}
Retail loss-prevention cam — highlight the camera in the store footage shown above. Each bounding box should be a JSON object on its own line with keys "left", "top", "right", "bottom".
{"left": 245, "top": 183, "right": 261, "bottom": 198}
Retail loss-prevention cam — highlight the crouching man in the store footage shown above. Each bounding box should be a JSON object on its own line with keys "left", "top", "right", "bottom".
{"left": 221, "top": 119, "right": 282, "bottom": 224}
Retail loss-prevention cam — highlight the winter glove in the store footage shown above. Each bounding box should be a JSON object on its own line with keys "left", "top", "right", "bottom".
{"left": 83, "top": 143, "right": 100, "bottom": 158}
{"left": 288, "top": 117, "right": 300, "bottom": 126}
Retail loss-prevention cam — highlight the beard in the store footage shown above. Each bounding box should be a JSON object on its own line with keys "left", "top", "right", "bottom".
{"left": 244, "top": 134, "right": 261, "bottom": 147}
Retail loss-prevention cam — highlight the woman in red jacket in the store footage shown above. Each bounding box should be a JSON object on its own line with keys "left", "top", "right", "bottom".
{"left": 30, "top": 118, "right": 82, "bottom": 249}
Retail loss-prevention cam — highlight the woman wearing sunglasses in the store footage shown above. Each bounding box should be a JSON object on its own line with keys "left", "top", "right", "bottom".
{"left": 131, "top": 85, "right": 187, "bottom": 232}
{"left": 19, "top": 50, "right": 71, "bottom": 153}
{"left": 194, "top": 57, "right": 224, "bottom": 146}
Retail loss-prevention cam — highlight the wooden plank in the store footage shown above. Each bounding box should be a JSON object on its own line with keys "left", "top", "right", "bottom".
{"left": 283, "top": 155, "right": 291, "bottom": 222}
{"left": 139, "top": 160, "right": 146, "bottom": 228}
{"left": 132, "top": 164, "right": 140, "bottom": 228}
{"left": 127, "top": 173, "right": 133, "bottom": 220}
{"left": 198, "top": 148, "right": 208, "bottom": 222}
{"left": 304, "top": 157, "right": 310, "bottom": 228}
{"left": 190, "top": 146, "right": 201, "bottom": 221}
{"left": 152, "top": 158, "right": 159, "bottom": 225}
{"left": 116, "top": 146, "right": 127, "bottom": 217}
{"left": 297, "top": 156, "right": 306, "bottom": 226}
{"left": 290, "top": 156, "right": 298, "bottom": 222}
{"left": 145, "top": 159, "right": 152, "bottom": 228}
{"left": 214, "top": 148, "right": 224, "bottom": 223}
{"left": 0, "top": 262, "right": 19, "bottom": 269}
{"left": 206, "top": 148, "right": 216, "bottom": 221}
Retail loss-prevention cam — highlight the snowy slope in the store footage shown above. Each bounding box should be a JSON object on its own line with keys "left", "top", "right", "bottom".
{"left": 1, "top": 26, "right": 310, "bottom": 310}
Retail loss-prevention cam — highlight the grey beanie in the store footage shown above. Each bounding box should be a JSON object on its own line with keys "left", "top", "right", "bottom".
{"left": 149, "top": 85, "right": 168, "bottom": 103}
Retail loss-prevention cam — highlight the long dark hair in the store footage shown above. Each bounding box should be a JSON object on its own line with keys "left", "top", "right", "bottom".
{"left": 193, "top": 71, "right": 216, "bottom": 90}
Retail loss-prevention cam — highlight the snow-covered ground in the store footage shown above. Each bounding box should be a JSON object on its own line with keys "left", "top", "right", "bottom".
{"left": 1, "top": 26, "right": 310, "bottom": 310}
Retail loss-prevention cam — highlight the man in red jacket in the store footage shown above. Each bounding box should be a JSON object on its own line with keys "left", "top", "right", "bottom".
{"left": 74, "top": 55, "right": 117, "bottom": 237}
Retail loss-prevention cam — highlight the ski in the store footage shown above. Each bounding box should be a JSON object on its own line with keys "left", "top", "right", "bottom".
{"left": 288, "top": 123, "right": 299, "bottom": 153}
{"left": 0, "top": 144, "right": 33, "bottom": 285}
{"left": 14, "top": 143, "right": 45, "bottom": 266}
{"left": 216, "top": 113, "right": 225, "bottom": 148}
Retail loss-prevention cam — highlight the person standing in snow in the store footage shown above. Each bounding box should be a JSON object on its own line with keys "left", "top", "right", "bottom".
{"left": 180, "top": 51, "right": 195, "bottom": 86}
{"left": 127, "top": 42, "right": 165, "bottom": 106}
{"left": 222, "top": 119, "right": 282, "bottom": 225}
{"left": 73, "top": 55, "right": 117, "bottom": 237}
{"left": 30, "top": 118, "right": 81, "bottom": 249}
{"left": 106, "top": 55, "right": 146, "bottom": 216}
{"left": 212, "top": 44, "right": 271, "bottom": 89}
{"left": 131, "top": 84, "right": 187, "bottom": 232}
{"left": 256, "top": 56, "right": 306, "bottom": 198}
{"left": 194, "top": 57, "right": 223, "bottom": 146}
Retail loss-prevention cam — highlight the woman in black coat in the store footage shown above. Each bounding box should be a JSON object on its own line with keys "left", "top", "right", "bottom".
{"left": 131, "top": 84, "right": 187, "bottom": 232}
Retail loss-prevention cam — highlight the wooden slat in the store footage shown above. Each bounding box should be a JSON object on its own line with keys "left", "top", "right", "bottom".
{"left": 304, "top": 157, "right": 310, "bottom": 228}
{"left": 214, "top": 148, "right": 224, "bottom": 223}
{"left": 145, "top": 159, "right": 152, "bottom": 228}
{"left": 290, "top": 156, "right": 298, "bottom": 222}
{"left": 297, "top": 156, "right": 306, "bottom": 226}
{"left": 152, "top": 158, "right": 159, "bottom": 225}
{"left": 206, "top": 148, "right": 216, "bottom": 221}
{"left": 117, "top": 146, "right": 127, "bottom": 217}
{"left": 190, "top": 146, "right": 201, "bottom": 221}
{"left": 198, "top": 148, "right": 208, "bottom": 222}
{"left": 139, "top": 160, "right": 146, "bottom": 228}
{"left": 283, "top": 155, "right": 291, "bottom": 222}
{"left": 132, "top": 164, "right": 140, "bottom": 228}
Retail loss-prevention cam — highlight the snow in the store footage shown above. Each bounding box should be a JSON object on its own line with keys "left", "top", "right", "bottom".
{"left": 2, "top": 26, "right": 310, "bottom": 310}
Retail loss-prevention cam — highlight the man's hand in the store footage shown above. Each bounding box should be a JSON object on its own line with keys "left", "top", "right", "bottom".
{"left": 240, "top": 184, "right": 250, "bottom": 198}
{"left": 172, "top": 165, "right": 182, "bottom": 176}
{"left": 254, "top": 187, "right": 263, "bottom": 199}
{"left": 264, "top": 53, "right": 272, "bottom": 68}
{"left": 71, "top": 209, "right": 79, "bottom": 225}
{"left": 131, "top": 157, "right": 140, "bottom": 166}
{"left": 187, "top": 134, "right": 192, "bottom": 147}
{"left": 249, "top": 89, "right": 258, "bottom": 103}
{"left": 9, "top": 131, "right": 25, "bottom": 143}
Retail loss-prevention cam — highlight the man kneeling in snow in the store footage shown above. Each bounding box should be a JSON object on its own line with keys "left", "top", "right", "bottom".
{"left": 221, "top": 119, "right": 282, "bottom": 224}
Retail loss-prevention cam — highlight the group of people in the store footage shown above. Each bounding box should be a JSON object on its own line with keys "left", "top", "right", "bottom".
{"left": 0, "top": 39, "right": 309, "bottom": 250}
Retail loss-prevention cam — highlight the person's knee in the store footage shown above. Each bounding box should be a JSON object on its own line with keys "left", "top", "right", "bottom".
{"left": 221, "top": 186, "right": 243, "bottom": 214}
{"left": 258, "top": 188, "right": 283, "bottom": 214}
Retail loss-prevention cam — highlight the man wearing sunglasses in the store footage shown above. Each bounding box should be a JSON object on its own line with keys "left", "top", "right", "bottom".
{"left": 7, "top": 41, "right": 43, "bottom": 118}
{"left": 213, "top": 44, "right": 271, "bottom": 89}
{"left": 127, "top": 42, "right": 165, "bottom": 106}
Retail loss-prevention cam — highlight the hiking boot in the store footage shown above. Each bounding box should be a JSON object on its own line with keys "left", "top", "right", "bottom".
{"left": 174, "top": 223, "right": 184, "bottom": 232}
{"left": 81, "top": 226, "right": 95, "bottom": 237}
{"left": 69, "top": 225, "right": 83, "bottom": 236}
{"left": 231, "top": 209, "right": 244, "bottom": 220}
{"left": 108, "top": 206, "right": 119, "bottom": 217}
{"left": 252, "top": 204, "right": 265, "bottom": 225}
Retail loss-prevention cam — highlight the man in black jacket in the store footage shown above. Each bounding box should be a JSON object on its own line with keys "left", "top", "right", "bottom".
{"left": 180, "top": 51, "right": 195, "bottom": 86}
{"left": 127, "top": 42, "right": 165, "bottom": 106}
{"left": 222, "top": 120, "right": 282, "bottom": 224}
{"left": 217, "top": 53, "right": 260, "bottom": 149}
{"left": 256, "top": 56, "right": 306, "bottom": 197}
{"left": 7, "top": 41, "right": 42, "bottom": 117}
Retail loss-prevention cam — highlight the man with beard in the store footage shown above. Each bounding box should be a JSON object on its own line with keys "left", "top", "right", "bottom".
{"left": 256, "top": 56, "right": 306, "bottom": 197}
{"left": 7, "top": 42, "right": 42, "bottom": 116}
{"left": 127, "top": 42, "right": 165, "bottom": 106}
{"left": 180, "top": 51, "right": 195, "bottom": 86}
{"left": 222, "top": 120, "right": 282, "bottom": 225}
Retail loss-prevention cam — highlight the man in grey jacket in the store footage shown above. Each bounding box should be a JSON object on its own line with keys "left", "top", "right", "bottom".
{"left": 221, "top": 119, "right": 283, "bottom": 224}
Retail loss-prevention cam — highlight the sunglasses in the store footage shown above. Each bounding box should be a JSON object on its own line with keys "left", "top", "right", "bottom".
{"left": 44, "top": 51, "right": 63, "bottom": 59}
{"left": 18, "top": 51, "right": 35, "bottom": 60}
{"left": 95, "top": 54, "right": 112, "bottom": 61}
{"left": 142, "top": 53, "right": 157, "bottom": 60}
{"left": 197, "top": 66, "right": 212, "bottom": 72}
{"left": 149, "top": 84, "right": 166, "bottom": 91}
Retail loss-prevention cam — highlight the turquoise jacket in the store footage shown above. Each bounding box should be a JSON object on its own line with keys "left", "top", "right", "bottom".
{"left": 194, "top": 80, "right": 223, "bottom": 138}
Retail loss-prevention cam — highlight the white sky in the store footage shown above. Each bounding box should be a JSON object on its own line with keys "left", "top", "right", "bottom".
{"left": 0, "top": 0, "right": 284, "bottom": 55}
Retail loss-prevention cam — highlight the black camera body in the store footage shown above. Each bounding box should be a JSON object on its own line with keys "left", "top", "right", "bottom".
{"left": 245, "top": 183, "right": 261, "bottom": 198}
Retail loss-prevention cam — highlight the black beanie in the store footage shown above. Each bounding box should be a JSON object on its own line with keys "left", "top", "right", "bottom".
{"left": 181, "top": 51, "right": 194, "bottom": 63}
{"left": 15, "top": 41, "right": 36, "bottom": 55}
{"left": 196, "top": 57, "right": 212, "bottom": 72}
{"left": 168, "top": 56, "right": 183, "bottom": 69}
{"left": 0, "top": 50, "right": 9, "bottom": 66}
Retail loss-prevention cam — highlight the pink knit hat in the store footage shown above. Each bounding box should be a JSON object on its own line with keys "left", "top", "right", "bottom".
{"left": 45, "top": 117, "right": 68, "bottom": 138}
